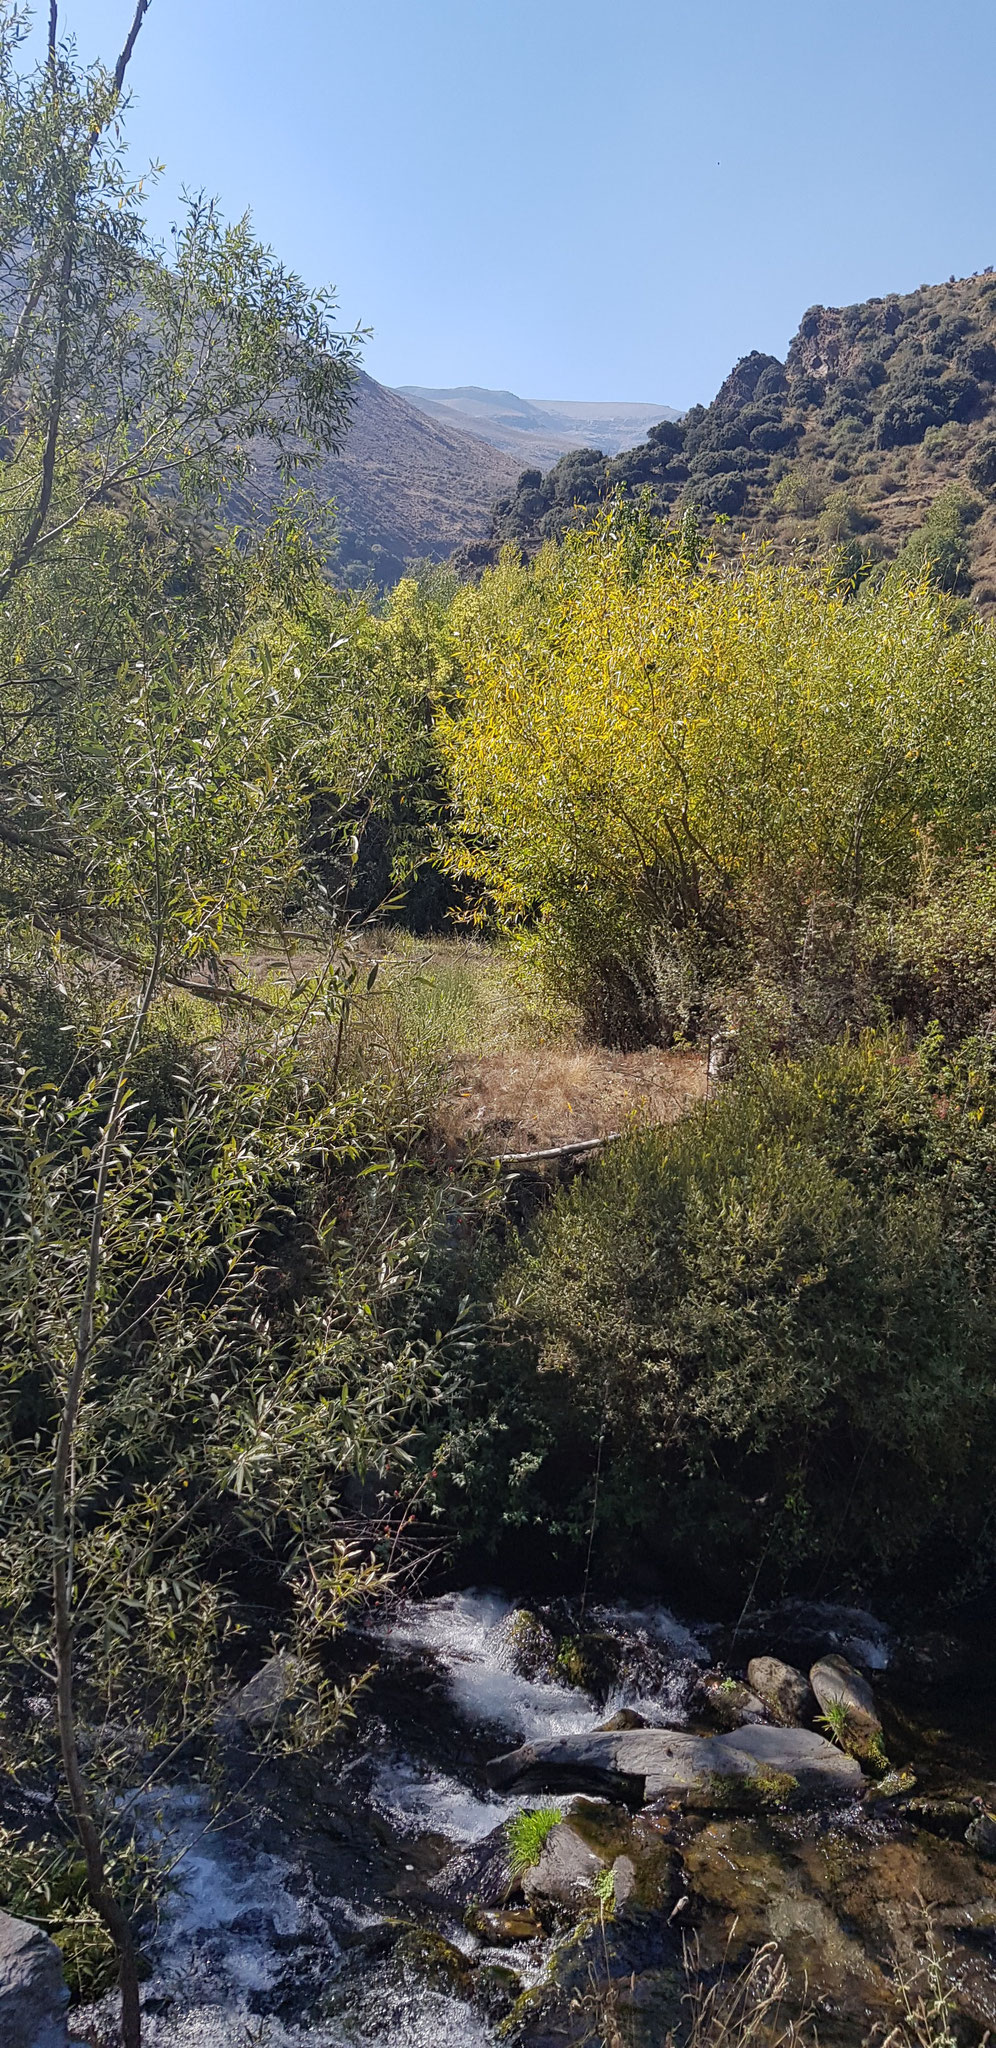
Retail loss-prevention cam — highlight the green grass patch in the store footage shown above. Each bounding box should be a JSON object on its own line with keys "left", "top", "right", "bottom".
{"left": 506, "top": 1804, "right": 563, "bottom": 1878}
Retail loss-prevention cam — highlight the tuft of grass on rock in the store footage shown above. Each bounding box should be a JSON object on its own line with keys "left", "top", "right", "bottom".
{"left": 506, "top": 1804, "right": 563, "bottom": 1878}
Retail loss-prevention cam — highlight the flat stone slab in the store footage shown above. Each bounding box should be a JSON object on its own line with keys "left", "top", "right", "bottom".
{"left": 486, "top": 1723, "right": 864, "bottom": 1808}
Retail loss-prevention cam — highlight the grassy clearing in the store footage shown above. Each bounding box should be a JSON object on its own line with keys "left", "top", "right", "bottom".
{"left": 344, "top": 935, "right": 706, "bottom": 1155}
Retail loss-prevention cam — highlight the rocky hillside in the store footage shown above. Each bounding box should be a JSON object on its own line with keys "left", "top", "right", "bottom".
{"left": 477, "top": 272, "right": 996, "bottom": 603}
{"left": 237, "top": 371, "right": 520, "bottom": 586}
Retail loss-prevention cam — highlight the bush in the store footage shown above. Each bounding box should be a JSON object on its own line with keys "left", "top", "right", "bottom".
{"left": 500, "top": 1035, "right": 996, "bottom": 1596}
{"left": 892, "top": 485, "right": 981, "bottom": 595}
{"left": 772, "top": 464, "right": 827, "bottom": 518}
{"left": 968, "top": 432, "right": 996, "bottom": 493}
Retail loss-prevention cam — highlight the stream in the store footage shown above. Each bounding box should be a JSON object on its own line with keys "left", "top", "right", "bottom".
{"left": 73, "top": 1589, "right": 996, "bottom": 2048}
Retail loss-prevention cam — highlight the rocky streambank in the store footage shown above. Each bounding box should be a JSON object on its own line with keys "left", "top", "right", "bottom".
{"left": 18, "top": 1590, "right": 996, "bottom": 2048}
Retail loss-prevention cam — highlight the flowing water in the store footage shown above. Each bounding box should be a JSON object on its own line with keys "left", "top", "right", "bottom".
{"left": 73, "top": 1590, "right": 996, "bottom": 2048}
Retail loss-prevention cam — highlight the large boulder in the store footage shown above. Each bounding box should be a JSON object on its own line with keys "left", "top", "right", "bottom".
{"left": 809, "top": 1654, "right": 883, "bottom": 1761}
{"left": 0, "top": 1911, "right": 71, "bottom": 2048}
{"left": 748, "top": 1655, "right": 815, "bottom": 1726}
{"left": 487, "top": 1723, "right": 863, "bottom": 1808}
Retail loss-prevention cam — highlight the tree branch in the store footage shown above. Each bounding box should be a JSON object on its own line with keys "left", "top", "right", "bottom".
{"left": 113, "top": 0, "right": 153, "bottom": 97}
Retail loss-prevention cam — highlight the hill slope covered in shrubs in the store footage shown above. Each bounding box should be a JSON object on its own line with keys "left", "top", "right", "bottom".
{"left": 471, "top": 272, "right": 996, "bottom": 605}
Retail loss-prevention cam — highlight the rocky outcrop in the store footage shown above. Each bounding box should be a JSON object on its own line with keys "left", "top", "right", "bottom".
{"left": 487, "top": 1723, "right": 864, "bottom": 1808}
{"left": 0, "top": 1911, "right": 71, "bottom": 2048}
{"left": 747, "top": 1656, "right": 814, "bottom": 1726}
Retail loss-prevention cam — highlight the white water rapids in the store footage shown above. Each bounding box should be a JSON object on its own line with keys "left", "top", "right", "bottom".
{"left": 75, "top": 1590, "right": 709, "bottom": 2048}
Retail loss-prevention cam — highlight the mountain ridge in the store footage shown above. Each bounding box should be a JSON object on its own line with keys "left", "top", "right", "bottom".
{"left": 394, "top": 384, "right": 677, "bottom": 465}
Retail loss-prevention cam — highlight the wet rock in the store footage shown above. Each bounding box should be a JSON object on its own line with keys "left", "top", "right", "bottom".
{"left": 598, "top": 1708, "right": 647, "bottom": 1731}
{"left": 502, "top": 1609, "right": 558, "bottom": 1683}
{"left": 699, "top": 1672, "right": 767, "bottom": 1729}
{"left": 747, "top": 1655, "right": 814, "bottom": 1726}
{"left": 552, "top": 1630, "right": 622, "bottom": 1700}
{"left": 473, "top": 1962, "right": 522, "bottom": 2019}
{"left": 567, "top": 1797, "right": 677, "bottom": 1914}
{"left": 864, "top": 1767, "right": 917, "bottom": 1802}
{"left": 487, "top": 1732, "right": 646, "bottom": 1804}
{"left": 521, "top": 1820, "right": 604, "bottom": 1910}
{"left": 428, "top": 1821, "right": 512, "bottom": 1911}
{"left": 487, "top": 1723, "right": 863, "bottom": 1807}
{"left": 509, "top": 1914, "right": 683, "bottom": 2048}
{"left": 966, "top": 1805, "right": 996, "bottom": 1859}
{"left": 906, "top": 1796, "right": 976, "bottom": 1839}
{"left": 684, "top": 1819, "right": 888, "bottom": 2012}
{"left": 465, "top": 1905, "right": 544, "bottom": 1944}
{"left": 216, "top": 1652, "right": 314, "bottom": 1736}
{"left": 0, "top": 1910, "right": 71, "bottom": 2048}
{"left": 684, "top": 1819, "right": 787, "bottom": 1946}
{"left": 611, "top": 1854, "right": 638, "bottom": 1908}
{"left": 394, "top": 1925, "right": 472, "bottom": 1994}
{"left": 810, "top": 1653, "right": 884, "bottom": 1761}
{"left": 805, "top": 1822, "right": 996, "bottom": 2032}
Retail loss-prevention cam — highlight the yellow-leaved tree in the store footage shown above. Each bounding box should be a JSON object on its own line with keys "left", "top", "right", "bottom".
{"left": 441, "top": 510, "right": 996, "bottom": 1038}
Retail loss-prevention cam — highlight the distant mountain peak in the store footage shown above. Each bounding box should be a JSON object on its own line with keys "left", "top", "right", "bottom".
{"left": 392, "top": 385, "right": 678, "bottom": 462}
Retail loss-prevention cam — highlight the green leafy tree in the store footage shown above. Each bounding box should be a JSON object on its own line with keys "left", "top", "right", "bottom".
{"left": 0, "top": 9, "right": 377, "bottom": 2042}
{"left": 0, "top": 2, "right": 359, "bottom": 602}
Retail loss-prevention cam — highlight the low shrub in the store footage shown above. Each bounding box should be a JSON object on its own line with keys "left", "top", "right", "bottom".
{"left": 491, "top": 1034, "right": 996, "bottom": 1598}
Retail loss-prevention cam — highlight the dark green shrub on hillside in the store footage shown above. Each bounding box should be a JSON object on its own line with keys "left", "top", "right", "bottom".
{"left": 500, "top": 1037, "right": 996, "bottom": 1596}
{"left": 877, "top": 368, "right": 979, "bottom": 448}
{"left": 968, "top": 431, "right": 996, "bottom": 492}
{"left": 892, "top": 485, "right": 981, "bottom": 594}
{"left": 687, "top": 469, "right": 749, "bottom": 517}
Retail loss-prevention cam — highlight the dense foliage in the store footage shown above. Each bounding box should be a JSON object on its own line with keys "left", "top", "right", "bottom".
{"left": 442, "top": 510, "right": 996, "bottom": 1039}
{"left": 417, "top": 1034, "right": 996, "bottom": 1602}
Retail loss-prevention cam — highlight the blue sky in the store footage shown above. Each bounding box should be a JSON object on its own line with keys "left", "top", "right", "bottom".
{"left": 58, "top": 0, "right": 996, "bottom": 408}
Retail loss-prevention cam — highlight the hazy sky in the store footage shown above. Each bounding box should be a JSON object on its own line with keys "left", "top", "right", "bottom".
{"left": 57, "top": 0, "right": 996, "bottom": 408}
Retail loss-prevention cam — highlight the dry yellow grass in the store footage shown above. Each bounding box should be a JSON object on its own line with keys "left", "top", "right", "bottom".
{"left": 235, "top": 931, "right": 705, "bottom": 1156}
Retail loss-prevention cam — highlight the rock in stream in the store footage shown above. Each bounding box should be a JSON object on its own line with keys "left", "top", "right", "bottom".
{"left": 487, "top": 1722, "right": 865, "bottom": 1806}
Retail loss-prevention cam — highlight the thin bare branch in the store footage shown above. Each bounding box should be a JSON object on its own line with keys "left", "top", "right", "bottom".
{"left": 113, "top": 0, "right": 153, "bottom": 97}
